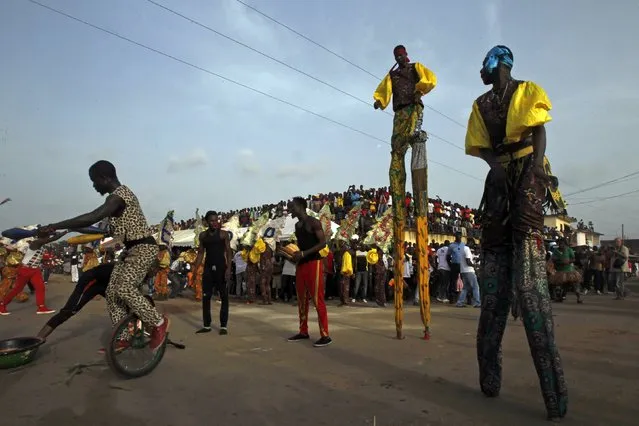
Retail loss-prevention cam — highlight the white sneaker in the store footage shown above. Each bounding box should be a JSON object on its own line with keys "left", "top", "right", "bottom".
{"left": 351, "top": 299, "right": 356, "bottom": 303}
{"left": 362, "top": 299, "right": 368, "bottom": 304}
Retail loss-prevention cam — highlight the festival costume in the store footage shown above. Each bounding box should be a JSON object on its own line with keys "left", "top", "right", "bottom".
{"left": 465, "top": 47, "right": 568, "bottom": 419}
{"left": 335, "top": 206, "right": 361, "bottom": 304}
{"left": 1, "top": 244, "right": 54, "bottom": 314}
{"left": 240, "top": 213, "right": 270, "bottom": 303}
{"left": 258, "top": 215, "right": 286, "bottom": 304}
{"left": 0, "top": 249, "right": 29, "bottom": 302}
{"left": 373, "top": 56, "right": 436, "bottom": 339}
{"left": 364, "top": 208, "right": 394, "bottom": 306}
{"left": 82, "top": 249, "right": 100, "bottom": 273}
{"left": 154, "top": 250, "right": 171, "bottom": 298}
{"left": 104, "top": 186, "right": 162, "bottom": 327}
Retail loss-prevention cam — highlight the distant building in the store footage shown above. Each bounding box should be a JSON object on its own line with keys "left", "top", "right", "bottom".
{"left": 544, "top": 214, "right": 576, "bottom": 232}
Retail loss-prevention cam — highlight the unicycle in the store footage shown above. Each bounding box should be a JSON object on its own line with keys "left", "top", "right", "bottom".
{"left": 104, "top": 295, "right": 169, "bottom": 379}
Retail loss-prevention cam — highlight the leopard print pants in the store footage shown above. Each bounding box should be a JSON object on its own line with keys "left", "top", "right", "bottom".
{"left": 106, "top": 244, "right": 162, "bottom": 326}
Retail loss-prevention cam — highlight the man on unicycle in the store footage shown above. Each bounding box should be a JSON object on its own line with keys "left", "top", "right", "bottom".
{"left": 38, "top": 160, "right": 169, "bottom": 353}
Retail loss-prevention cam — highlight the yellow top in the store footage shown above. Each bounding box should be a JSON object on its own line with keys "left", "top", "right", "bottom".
{"left": 465, "top": 81, "right": 552, "bottom": 160}
{"left": 373, "top": 62, "right": 437, "bottom": 110}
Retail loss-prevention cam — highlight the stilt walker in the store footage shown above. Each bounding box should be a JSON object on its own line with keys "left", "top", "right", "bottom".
{"left": 373, "top": 44, "right": 437, "bottom": 339}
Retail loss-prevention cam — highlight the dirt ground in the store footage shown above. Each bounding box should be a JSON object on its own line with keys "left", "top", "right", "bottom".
{"left": 1, "top": 275, "right": 638, "bottom": 426}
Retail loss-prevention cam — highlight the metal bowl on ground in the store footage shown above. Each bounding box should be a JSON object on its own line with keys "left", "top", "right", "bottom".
{"left": 0, "top": 337, "right": 45, "bottom": 369}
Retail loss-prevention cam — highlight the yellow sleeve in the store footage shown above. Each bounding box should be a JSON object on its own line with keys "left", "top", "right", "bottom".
{"left": 506, "top": 81, "right": 552, "bottom": 142}
{"left": 413, "top": 62, "right": 437, "bottom": 95}
{"left": 373, "top": 74, "right": 392, "bottom": 110}
{"left": 341, "top": 251, "right": 353, "bottom": 276}
{"left": 464, "top": 101, "right": 491, "bottom": 157}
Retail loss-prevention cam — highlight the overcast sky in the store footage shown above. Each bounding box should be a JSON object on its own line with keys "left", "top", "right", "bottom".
{"left": 1, "top": 0, "right": 637, "bottom": 238}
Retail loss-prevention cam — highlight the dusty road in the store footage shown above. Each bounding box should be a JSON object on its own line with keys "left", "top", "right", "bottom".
{"left": 1, "top": 275, "right": 638, "bottom": 426}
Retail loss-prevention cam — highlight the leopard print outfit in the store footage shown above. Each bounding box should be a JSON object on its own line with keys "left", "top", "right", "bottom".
{"left": 106, "top": 186, "right": 162, "bottom": 326}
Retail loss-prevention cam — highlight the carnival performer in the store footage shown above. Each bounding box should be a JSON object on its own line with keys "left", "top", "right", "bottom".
{"left": 153, "top": 245, "right": 171, "bottom": 300}
{"left": 258, "top": 216, "right": 286, "bottom": 305}
{"left": 549, "top": 239, "right": 583, "bottom": 303}
{"left": 337, "top": 241, "right": 354, "bottom": 306}
{"left": 193, "top": 211, "right": 232, "bottom": 335}
{"left": 0, "top": 232, "right": 66, "bottom": 315}
{"left": 240, "top": 212, "right": 270, "bottom": 304}
{"left": 0, "top": 245, "right": 31, "bottom": 304}
{"left": 363, "top": 208, "right": 394, "bottom": 307}
{"left": 37, "top": 160, "right": 169, "bottom": 352}
{"left": 280, "top": 197, "right": 332, "bottom": 347}
{"left": 373, "top": 44, "right": 437, "bottom": 338}
{"left": 465, "top": 45, "right": 568, "bottom": 420}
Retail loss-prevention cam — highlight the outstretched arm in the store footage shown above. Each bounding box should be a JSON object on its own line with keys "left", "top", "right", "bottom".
{"left": 29, "top": 231, "right": 68, "bottom": 251}
{"left": 45, "top": 194, "right": 125, "bottom": 231}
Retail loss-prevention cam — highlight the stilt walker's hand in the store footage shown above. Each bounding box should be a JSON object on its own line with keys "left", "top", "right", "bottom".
{"left": 373, "top": 101, "right": 382, "bottom": 110}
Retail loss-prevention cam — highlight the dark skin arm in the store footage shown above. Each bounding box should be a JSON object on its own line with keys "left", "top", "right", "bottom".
{"left": 531, "top": 125, "right": 551, "bottom": 185}
{"left": 40, "top": 194, "right": 124, "bottom": 235}
{"left": 29, "top": 231, "right": 68, "bottom": 250}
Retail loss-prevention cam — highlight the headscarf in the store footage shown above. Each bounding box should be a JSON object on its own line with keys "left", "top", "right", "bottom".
{"left": 482, "top": 45, "right": 513, "bottom": 74}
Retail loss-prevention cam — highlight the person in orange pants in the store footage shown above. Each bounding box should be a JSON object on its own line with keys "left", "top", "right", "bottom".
{"left": 0, "top": 232, "right": 67, "bottom": 315}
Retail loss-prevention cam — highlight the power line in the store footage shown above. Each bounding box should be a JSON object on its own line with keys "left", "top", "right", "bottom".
{"left": 142, "top": 0, "right": 463, "bottom": 152}
{"left": 25, "top": 0, "right": 477, "bottom": 182}
{"left": 564, "top": 170, "right": 639, "bottom": 197}
{"left": 235, "top": 0, "right": 470, "bottom": 130}
{"left": 568, "top": 188, "right": 639, "bottom": 206}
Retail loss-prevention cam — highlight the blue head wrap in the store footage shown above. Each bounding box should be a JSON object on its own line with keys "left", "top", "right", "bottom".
{"left": 483, "top": 45, "right": 513, "bottom": 74}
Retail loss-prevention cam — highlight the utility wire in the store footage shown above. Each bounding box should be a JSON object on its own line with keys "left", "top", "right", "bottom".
{"left": 234, "top": 0, "right": 469, "bottom": 130}
{"left": 25, "top": 0, "right": 477, "bottom": 182}
{"left": 568, "top": 188, "right": 639, "bottom": 206}
{"left": 564, "top": 170, "right": 639, "bottom": 197}
{"left": 142, "top": 0, "right": 463, "bottom": 152}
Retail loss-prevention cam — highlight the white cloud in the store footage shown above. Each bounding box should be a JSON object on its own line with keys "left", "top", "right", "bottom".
{"left": 236, "top": 148, "right": 261, "bottom": 174}
{"left": 167, "top": 149, "right": 209, "bottom": 173}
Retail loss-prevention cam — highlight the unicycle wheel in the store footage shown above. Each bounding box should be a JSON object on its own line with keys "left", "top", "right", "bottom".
{"left": 105, "top": 313, "right": 167, "bottom": 379}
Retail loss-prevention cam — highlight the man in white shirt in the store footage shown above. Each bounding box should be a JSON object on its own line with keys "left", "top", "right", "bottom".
{"left": 456, "top": 246, "right": 480, "bottom": 308}
{"left": 436, "top": 241, "right": 451, "bottom": 303}
{"left": 233, "top": 250, "right": 247, "bottom": 297}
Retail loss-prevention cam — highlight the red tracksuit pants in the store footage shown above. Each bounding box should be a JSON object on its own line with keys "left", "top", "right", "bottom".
{"left": 295, "top": 260, "right": 329, "bottom": 338}
{"left": 3, "top": 265, "right": 46, "bottom": 306}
